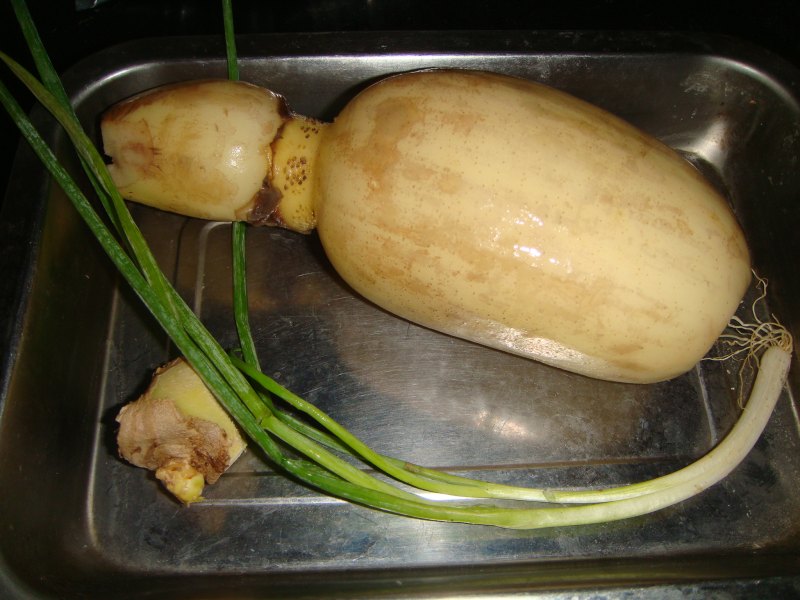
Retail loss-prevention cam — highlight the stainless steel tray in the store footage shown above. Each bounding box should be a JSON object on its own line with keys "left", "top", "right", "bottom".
{"left": 1, "top": 31, "right": 799, "bottom": 599}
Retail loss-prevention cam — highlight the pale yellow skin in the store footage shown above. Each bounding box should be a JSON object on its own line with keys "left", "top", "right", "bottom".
{"left": 315, "top": 71, "right": 751, "bottom": 383}
{"left": 102, "top": 80, "right": 286, "bottom": 222}
{"left": 102, "top": 79, "right": 324, "bottom": 230}
{"left": 102, "top": 71, "right": 752, "bottom": 384}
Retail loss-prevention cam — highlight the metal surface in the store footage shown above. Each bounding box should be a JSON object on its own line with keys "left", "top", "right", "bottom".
{"left": 1, "top": 31, "right": 799, "bottom": 599}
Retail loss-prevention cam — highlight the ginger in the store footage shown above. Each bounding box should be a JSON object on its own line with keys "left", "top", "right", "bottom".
{"left": 116, "top": 358, "right": 246, "bottom": 503}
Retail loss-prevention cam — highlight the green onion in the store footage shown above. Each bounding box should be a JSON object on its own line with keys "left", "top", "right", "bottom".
{"left": 0, "top": 0, "right": 793, "bottom": 530}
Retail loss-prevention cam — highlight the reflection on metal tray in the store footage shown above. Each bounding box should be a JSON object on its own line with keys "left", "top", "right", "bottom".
{"left": 1, "top": 31, "right": 799, "bottom": 599}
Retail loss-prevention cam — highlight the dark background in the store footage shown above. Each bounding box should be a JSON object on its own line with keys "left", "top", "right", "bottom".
{"left": 1, "top": 0, "right": 799, "bottom": 213}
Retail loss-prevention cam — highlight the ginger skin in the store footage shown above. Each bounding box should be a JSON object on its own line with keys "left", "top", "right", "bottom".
{"left": 116, "top": 358, "right": 245, "bottom": 503}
